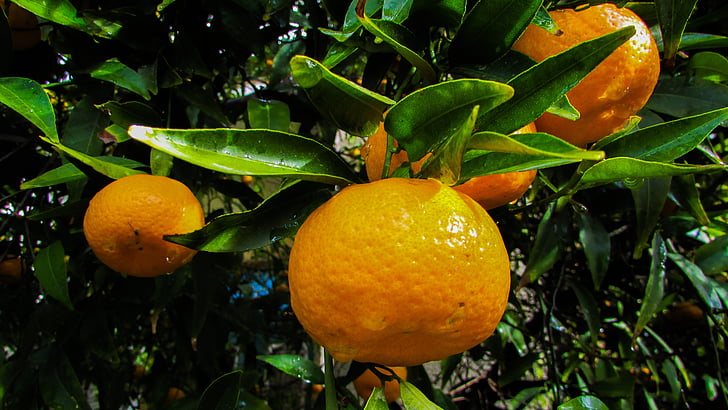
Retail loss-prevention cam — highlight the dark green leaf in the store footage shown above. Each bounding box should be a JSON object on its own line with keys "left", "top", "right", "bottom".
{"left": 694, "top": 234, "right": 728, "bottom": 277}
{"left": 670, "top": 173, "right": 709, "bottom": 226}
{"left": 449, "top": 0, "right": 542, "bottom": 64}
{"left": 519, "top": 202, "right": 570, "bottom": 288}
{"left": 558, "top": 395, "right": 609, "bottom": 410}
{"left": 646, "top": 78, "right": 728, "bottom": 118}
{"left": 257, "top": 355, "right": 325, "bottom": 384}
{"left": 247, "top": 99, "right": 291, "bottom": 132}
{"left": 97, "top": 101, "right": 163, "bottom": 130}
{"left": 400, "top": 381, "right": 444, "bottom": 409}
{"left": 575, "top": 158, "right": 725, "bottom": 191}
{"left": 577, "top": 213, "right": 610, "bottom": 290}
{"left": 90, "top": 59, "right": 152, "bottom": 100}
{"left": 634, "top": 233, "right": 666, "bottom": 338}
{"left": 567, "top": 279, "right": 602, "bottom": 345}
{"left": 290, "top": 55, "right": 394, "bottom": 136}
{"left": 385, "top": 79, "right": 513, "bottom": 161}
{"left": 655, "top": 0, "right": 698, "bottom": 62}
{"left": 674, "top": 32, "right": 728, "bottom": 51}
{"left": 498, "top": 353, "right": 539, "bottom": 387}
{"left": 418, "top": 105, "right": 478, "bottom": 184}
{"left": 356, "top": 14, "right": 437, "bottom": 84}
{"left": 175, "top": 82, "right": 231, "bottom": 126}
{"left": 61, "top": 96, "right": 107, "bottom": 154}
{"left": 0, "top": 77, "right": 58, "bottom": 142}
{"left": 39, "top": 353, "right": 91, "bottom": 410}
{"left": 128, "top": 126, "right": 358, "bottom": 185}
{"left": 477, "top": 26, "right": 635, "bottom": 134}
{"left": 689, "top": 51, "right": 728, "bottom": 82}
{"left": 668, "top": 251, "right": 725, "bottom": 309}
{"left": 600, "top": 107, "right": 728, "bottom": 162}
{"left": 631, "top": 178, "right": 671, "bottom": 259}
{"left": 33, "top": 241, "right": 73, "bottom": 310}
{"left": 168, "top": 181, "right": 331, "bottom": 252}
{"left": 197, "top": 371, "right": 244, "bottom": 410}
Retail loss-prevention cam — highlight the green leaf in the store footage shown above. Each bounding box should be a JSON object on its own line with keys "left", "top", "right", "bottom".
{"left": 0, "top": 77, "right": 58, "bottom": 142}
{"left": 599, "top": 107, "right": 728, "bottom": 162}
{"left": 631, "top": 178, "right": 671, "bottom": 259}
{"left": 356, "top": 12, "right": 437, "bottom": 84}
{"left": 634, "top": 233, "right": 666, "bottom": 339}
{"left": 167, "top": 181, "right": 332, "bottom": 252}
{"left": 467, "top": 131, "right": 604, "bottom": 160}
{"left": 449, "top": 0, "right": 542, "bottom": 64}
{"left": 197, "top": 371, "right": 244, "bottom": 410}
{"left": 558, "top": 395, "right": 609, "bottom": 410}
{"left": 90, "top": 59, "right": 152, "bottom": 100}
{"left": 400, "top": 381, "right": 444, "bottom": 409}
{"left": 257, "top": 355, "right": 325, "bottom": 385}
{"left": 39, "top": 353, "right": 91, "bottom": 410}
{"left": 670, "top": 173, "right": 709, "bottom": 226}
{"left": 418, "top": 105, "right": 479, "bottom": 184}
{"left": 519, "top": 202, "right": 569, "bottom": 288}
{"left": 674, "top": 32, "right": 728, "bottom": 51}
{"left": 689, "top": 51, "right": 728, "bottom": 82}
{"left": 20, "top": 157, "right": 145, "bottom": 189}
{"left": 127, "top": 126, "right": 358, "bottom": 185}
{"left": 646, "top": 77, "right": 728, "bottom": 118}
{"left": 363, "top": 387, "right": 389, "bottom": 410}
{"left": 567, "top": 279, "right": 602, "bottom": 346}
{"left": 13, "top": 0, "right": 121, "bottom": 38}
{"left": 41, "top": 136, "right": 145, "bottom": 180}
{"left": 694, "top": 234, "right": 728, "bottom": 277}
{"left": 247, "top": 99, "right": 291, "bottom": 132}
{"left": 575, "top": 158, "right": 725, "bottom": 191}
{"left": 498, "top": 353, "right": 539, "bottom": 387}
{"left": 384, "top": 79, "right": 513, "bottom": 162}
{"left": 62, "top": 96, "right": 107, "bottom": 155}
{"left": 33, "top": 241, "right": 73, "bottom": 310}
{"left": 477, "top": 26, "right": 635, "bottom": 134}
{"left": 290, "top": 55, "right": 395, "bottom": 136}
{"left": 655, "top": 0, "right": 698, "bottom": 62}
{"left": 577, "top": 213, "right": 610, "bottom": 290}
{"left": 97, "top": 100, "right": 163, "bottom": 130}
{"left": 668, "top": 251, "right": 725, "bottom": 309}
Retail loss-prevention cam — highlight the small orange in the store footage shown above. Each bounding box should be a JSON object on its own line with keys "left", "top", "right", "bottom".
{"left": 361, "top": 121, "right": 410, "bottom": 181}
{"left": 165, "top": 387, "right": 185, "bottom": 403}
{"left": 0, "top": 254, "right": 24, "bottom": 282}
{"left": 288, "top": 178, "right": 510, "bottom": 366}
{"left": 453, "top": 122, "right": 538, "bottom": 209}
{"left": 83, "top": 174, "right": 205, "bottom": 278}
{"left": 353, "top": 366, "right": 407, "bottom": 403}
{"left": 511, "top": 3, "right": 660, "bottom": 146}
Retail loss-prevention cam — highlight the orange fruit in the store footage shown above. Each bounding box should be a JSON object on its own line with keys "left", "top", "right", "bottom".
{"left": 511, "top": 3, "right": 660, "bottom": 146}
{"left": 83, "top": 174, "right": 205, "bottom": 278}
{"left": 0, "top": 254, "right": 24, "bottom": 282}
{"left": 364, "top": 121, "right": 538, "bottom": 209}
{"left": 353, "top": 366, "right": 407, "bottom": 403}
{"left": 165, "top": 387, "right": 185, "bottom": 403}
{"left": 288, "top": 178, "right": 510, "bottom": 366}
{"left": 453, "top": 122, "right": 538, "bottom": 209}
{"left": 1, "top": 0, "right": 41, "bottom": 51}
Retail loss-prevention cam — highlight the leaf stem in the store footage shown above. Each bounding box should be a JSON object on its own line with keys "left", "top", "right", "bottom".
{"left": 324, "top": 350, "right": 337, "bottom": 410}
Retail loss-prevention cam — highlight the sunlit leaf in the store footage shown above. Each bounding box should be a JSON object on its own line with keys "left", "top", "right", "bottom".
{"left": 418, "top": 105, "right": 479, "bottom": 184}
{"left": 290, "top": 55, "right": 394, "bottom": 136}
{"left": 0, "top": 77, "right": 58, "bottom": 142}
{"left": 41, "top": 136, "right": 145, "bottom": 180}
{"left": 257, "top": 355, "right": 325, "bottom": 384}
{"left": 400, "top": 381, "right": 444, "bottom": 409}
{"left": 33, "top": 241, "right": 73, "bottom": 310}
{"left": 20, "top": 157, "right": 145, "bottom": 189}
{"left": 385, "top": 79, "right": 513, "bottom": 161}
{"left": 128, "top": 126, "right": 358, "bottom": 185}
{"left": 363, "top": 387, "right": 389, "bottom": 410}
{"left": 558, "top": 395, "right": 609, "bottom": 410}
{"left": 689, "top": 51, "right": 728, "bottom": 82}
{"left": 467, "top": 131, "right": 603, "bottom": 160}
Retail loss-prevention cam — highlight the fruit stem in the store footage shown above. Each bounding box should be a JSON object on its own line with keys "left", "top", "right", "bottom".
{"left": 324, "top": 350, "right": 337, "bottom": 410}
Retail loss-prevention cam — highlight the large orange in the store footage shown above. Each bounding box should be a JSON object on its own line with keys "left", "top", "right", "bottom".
{"left": 353, "top": 366, "right": 407, "bottom": 403}
{"left": 83, "top": 174, "right": 205, "bottom": 278}
{"left": 363, "top": 122, "right": 538, "bottom": 209}
{"left": 511, "top": 3, "right": 660, "bottom": 146}
{"left": 288, "top": 178, "right": 510, "bottom": 366}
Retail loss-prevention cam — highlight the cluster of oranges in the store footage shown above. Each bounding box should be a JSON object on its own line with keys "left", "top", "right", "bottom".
{"left": 80, "top": 2, "right": 659, "bottom": 405}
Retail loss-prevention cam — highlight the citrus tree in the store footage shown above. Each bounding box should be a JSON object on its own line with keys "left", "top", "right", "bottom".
{"left": 1, "top": 0, "right": 727, "bottom": 409}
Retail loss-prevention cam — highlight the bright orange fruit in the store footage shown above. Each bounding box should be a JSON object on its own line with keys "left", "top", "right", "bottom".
{"left": 511, "top": 3, "right": 660, "bottom": 146}
{"left": 288, "top": 178, "right": 510, "bottom": 366}
{"left": 83, "top": 174, "right": 205, "bottom": 278}
{"left": 353, "top": 366, "right": 407, "bottom": 403}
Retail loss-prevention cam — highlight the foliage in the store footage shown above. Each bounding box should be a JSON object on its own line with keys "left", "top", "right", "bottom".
{"left": 1, "top": 0, "right": 727, "bottom": 409}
